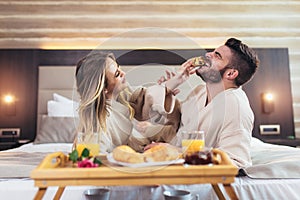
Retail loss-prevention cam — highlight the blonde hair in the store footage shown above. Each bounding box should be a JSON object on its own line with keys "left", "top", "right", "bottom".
{"left": 117, "top": 87, "right": 135, "bottom": 119}
{"left": 75, "top": 51, "right": 134, "bottom": 135}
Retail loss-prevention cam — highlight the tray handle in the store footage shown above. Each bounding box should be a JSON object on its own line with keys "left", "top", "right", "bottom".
{"left": 212, "top": 149, "right": 233, "bottom": 165}
{"left": 38, "top": 152, "right": 67, "bottom": 169}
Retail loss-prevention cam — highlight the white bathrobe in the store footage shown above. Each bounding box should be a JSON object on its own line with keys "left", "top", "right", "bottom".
{"left": 100, "top": 99, "right": 133, "bottom": 153}
{"left": 182, "top": 85, "right": 252, "bottom": 167}
{"left": 157, "top": 84, "right": 253, "bottom": 168}
{"left": 100, "top": 85, "right": 179, "bottom": 153}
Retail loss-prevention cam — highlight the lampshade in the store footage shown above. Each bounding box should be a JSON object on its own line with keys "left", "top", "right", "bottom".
{"left": 2, "top": 94, "right": 16, "bottom": 116}
{"left": 261, "top": 92, "right": 274, "bottom": 114}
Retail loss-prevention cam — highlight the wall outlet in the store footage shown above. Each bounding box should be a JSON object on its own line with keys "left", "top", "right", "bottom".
{"left": 259, "top": 124, "right": 280, "bottom": 135}
{"left": 0, "top": 128, "right": 20, "bottom": 138}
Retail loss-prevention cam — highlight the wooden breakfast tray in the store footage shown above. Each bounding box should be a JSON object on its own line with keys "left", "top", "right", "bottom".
{"left": 30, "top": 149, "right": 239, "bottom": 200}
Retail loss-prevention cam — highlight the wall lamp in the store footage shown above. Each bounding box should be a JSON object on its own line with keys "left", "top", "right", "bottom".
{"left": 2, "top": 94, "right": 16, "bottom": 116}
{"left": 261, "top": 92, "right": 274, "bottom": 114}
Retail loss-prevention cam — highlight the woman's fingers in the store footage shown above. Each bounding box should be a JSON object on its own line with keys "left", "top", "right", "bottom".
{"left": 158, "top": 70, "right": 176, "bottom": 84}
{"left": 157, "top": 76, "right": 166, "bottom": 84}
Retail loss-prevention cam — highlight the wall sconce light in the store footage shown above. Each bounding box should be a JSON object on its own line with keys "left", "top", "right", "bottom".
{"left": 261, "top": 92, "right": 274, "bottom": 114}
{"left": 3, "top": 94, "right": 16, "bottom": 116}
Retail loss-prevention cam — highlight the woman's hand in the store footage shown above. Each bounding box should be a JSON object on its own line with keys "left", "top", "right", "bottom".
{"left": 158, "top": 70, "right": 180, "bottom": 95}
{"left": 157, "top": 70, "right": 176, "bottom": 85}
{"left": 176, "top": 59, "right": 198, "bottom": 79}
{"left": 144, "top": 142, "right": 167, "bottom": 151}
{"left": 163, "top": 59, "right": 197, "bottom": 91}
{"left": 144, "top": 142, "right": 180, "bottom": 152}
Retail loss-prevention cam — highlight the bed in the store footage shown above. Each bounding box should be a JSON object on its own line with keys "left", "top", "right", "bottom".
{"left": 1, "top": 64, "right": 300, "bottom": 200}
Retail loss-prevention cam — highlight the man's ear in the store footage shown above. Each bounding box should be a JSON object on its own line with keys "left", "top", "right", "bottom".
{"left": 227, "top": 69, "right": 238, "bottom": 80}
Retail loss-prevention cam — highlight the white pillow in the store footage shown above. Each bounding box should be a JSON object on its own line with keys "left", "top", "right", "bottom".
{"left": 53, "top": 93, "right": 74, "bottom": 103}
{"left": 34, "top": 115, "right": 78, "bottom": 144}
{"left": 48, "top": 93, "right": 79, "bottom": 117}
{"left": 47, "top": 100, "right": 79, "bottom": 117}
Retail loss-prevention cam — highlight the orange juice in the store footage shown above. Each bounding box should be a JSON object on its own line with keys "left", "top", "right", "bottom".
{"left": 76, "top": 143, "right": 100, "bottom": 157}
{"left": 182, "top": 139, "right": 205, "bottom": 154}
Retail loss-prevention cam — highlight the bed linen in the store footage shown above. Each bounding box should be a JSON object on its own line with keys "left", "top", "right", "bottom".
{"left": 1, "top": 176, "right": 300, "bottom": 200}
{"left": 244, "top": 137, "right": 300, "bottom": 178}
{"left": 0, "top": 143, "right": 72, "bottom": 179}
{"left": 0, "top": 144, "right": 213, "bottom": 200}
{"left": 0, "top": 152, "right": 48, "bottom": 178}
{"left": 0, "top": 140, "right": 300, "bottom": 200}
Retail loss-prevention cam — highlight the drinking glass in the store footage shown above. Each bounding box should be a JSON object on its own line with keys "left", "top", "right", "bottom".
{"left": 181, "top": 130, "right": 205, "bottom": 155}
{"left": 76, "top": 132, "right": 100, "bottom": 157}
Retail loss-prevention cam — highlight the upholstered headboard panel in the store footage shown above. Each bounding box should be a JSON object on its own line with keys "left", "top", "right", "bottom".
{"left": 37, "top": 66, "right": 79, "bottom": 132}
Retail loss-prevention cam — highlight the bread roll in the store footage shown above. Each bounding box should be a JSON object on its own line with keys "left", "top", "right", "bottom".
{"left": 112, "top": 144, "right": 180, "bottom": 164}
{"left": 144, "top": 144, "right": 180, "bottom": 162}
{"left": 112, "top": 145, "right": 144, "bottom": 163}
{"left": 191, "top": 56, "right": 211, "bottom": 69}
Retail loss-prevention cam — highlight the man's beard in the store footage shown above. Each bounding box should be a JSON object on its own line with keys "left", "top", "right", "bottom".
{"left": 196, "top": 67, "right": 227, "bottom": 83}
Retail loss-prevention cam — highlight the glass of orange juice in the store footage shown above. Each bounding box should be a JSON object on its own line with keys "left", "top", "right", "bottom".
{"left": 76, "top": 132, "right": 100, "bottom": 157}
{"left": 181, "top": 130, "right": 205, "bottom": 155}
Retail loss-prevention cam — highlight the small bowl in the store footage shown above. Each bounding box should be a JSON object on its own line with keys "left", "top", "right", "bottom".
{"left": 163, "top": 190, "right": 192, "bottom": 200}
{"left": 83, "top": 188, "right": 110, "bottom": 200}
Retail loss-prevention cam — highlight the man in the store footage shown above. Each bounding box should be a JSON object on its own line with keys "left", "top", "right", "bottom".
{"left": 146, "top": 38, "right": 259, "bottom": 168}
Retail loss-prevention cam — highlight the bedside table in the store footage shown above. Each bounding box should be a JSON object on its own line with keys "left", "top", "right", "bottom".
{"left": 0, "top": 142, "right": 18, "bottom": 151}
{"left": 0, "top": 128, "right": 22, "bottom": 151}
{"left": 0, "top": 139, "right": 31, "bottom": 151}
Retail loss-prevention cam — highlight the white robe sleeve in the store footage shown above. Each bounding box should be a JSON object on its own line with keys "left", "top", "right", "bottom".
{"left": 217, "top": 129, "right": 252, "bottom": 168}
{"left": 145, "top": 85, "right": 176, "bottom": 115}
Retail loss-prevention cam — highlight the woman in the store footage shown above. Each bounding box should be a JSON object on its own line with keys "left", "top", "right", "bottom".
{"left": 75, "top": 51, "right": 135, "bottom": 153}
{"left": 75, "top": 51, "right": 181, "bottom": 153}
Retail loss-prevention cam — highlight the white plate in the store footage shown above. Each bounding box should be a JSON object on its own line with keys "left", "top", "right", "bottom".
{"left": 106, "top": 153, "right": 184, "bottom": 168}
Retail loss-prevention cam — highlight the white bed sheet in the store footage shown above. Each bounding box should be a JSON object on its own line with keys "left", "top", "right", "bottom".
{"left": 1, "top": 177, "right": 300, "bottom": 200}
{"left": 5, "top": 142, "right": 73, "bottom": 153}
{"left": 1, "top": 142, "right": 300, "bottom": 200}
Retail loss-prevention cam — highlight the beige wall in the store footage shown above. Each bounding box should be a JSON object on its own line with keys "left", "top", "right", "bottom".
{"left": 1, "top": 0, "right": 299, "bottom": 137}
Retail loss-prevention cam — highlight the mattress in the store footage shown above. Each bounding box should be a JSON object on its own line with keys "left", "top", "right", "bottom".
{"left": 0, "top": 142, "right": 300, "bottom": 200}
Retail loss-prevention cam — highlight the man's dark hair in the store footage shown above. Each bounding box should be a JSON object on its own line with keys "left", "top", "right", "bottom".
{"left": 225, "top": 38, "right": 259, "bottom": 86}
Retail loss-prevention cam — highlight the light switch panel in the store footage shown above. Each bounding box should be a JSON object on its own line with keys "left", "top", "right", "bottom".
{"left": 0, "top": 128, "right": 20, "bottom": 138}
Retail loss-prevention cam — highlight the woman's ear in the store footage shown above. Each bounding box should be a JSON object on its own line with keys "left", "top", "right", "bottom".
{"left": 227, "top": 69, "right": 239, "bottom": 80}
